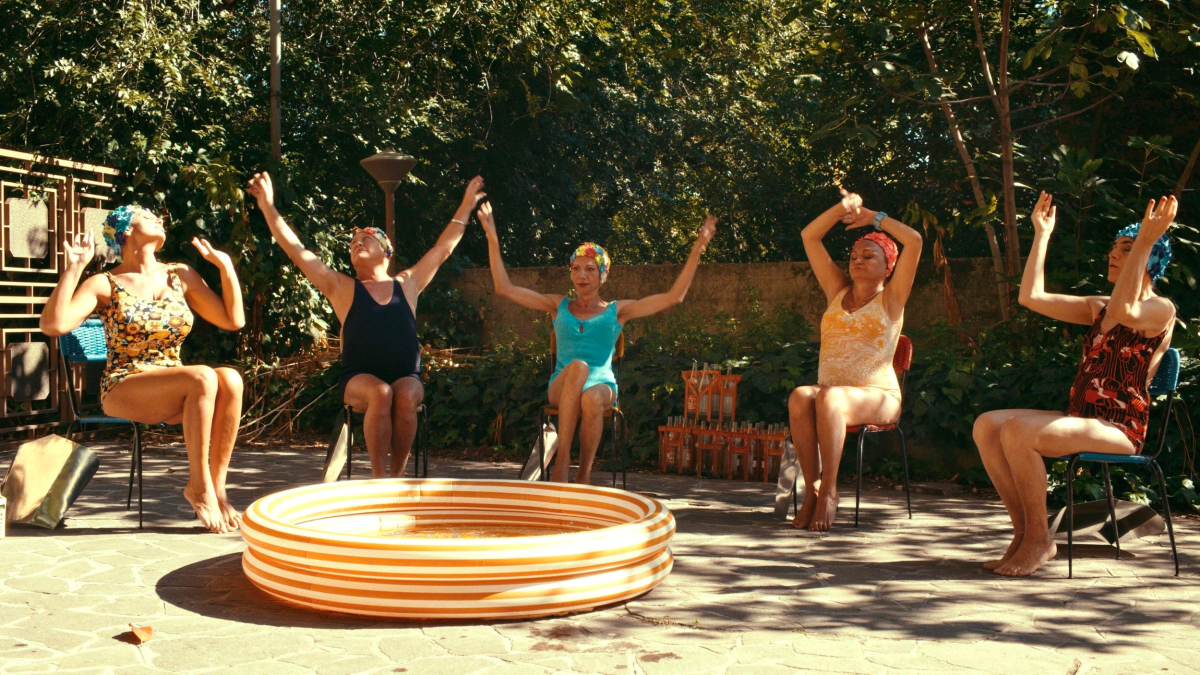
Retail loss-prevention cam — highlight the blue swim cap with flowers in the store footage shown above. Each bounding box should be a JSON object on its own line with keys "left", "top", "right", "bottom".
{"left": 102, "top": 205, "right": 142, "bottom": 255}
{"left": 1114, "top": 223, "right": 1172, "bottom": 282}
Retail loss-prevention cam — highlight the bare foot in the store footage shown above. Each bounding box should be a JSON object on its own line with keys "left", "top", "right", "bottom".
{"left": 983, "top": 532, "right": 1024, "bottom": 570}
{"left": 792, "top": 490, "right": 819, "bottom": 529}
{"left": 995, "top": 533, "right": 1057, "bottom": 576}
{"left": 216, "top": 495, "right": 241, "bottom": 531}
{"left": 183, "top": 485, "right": 227, "bottom": 534}
{"left": 809, "top": 489, "right": 839, "bottom": 532}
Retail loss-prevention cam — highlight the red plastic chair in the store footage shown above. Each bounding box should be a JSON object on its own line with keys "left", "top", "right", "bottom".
{"left": 849, "top": 335, "right": 913, "bottom": 526}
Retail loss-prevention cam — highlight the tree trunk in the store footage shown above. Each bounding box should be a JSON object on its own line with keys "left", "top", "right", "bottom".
{"left": 270, "top": 0, "right": 282, "bottom": 161}
{"left": 920, "top": 26, "right": 1007, "bottom": 320}
{"left": 1174, "top": 135, "right": 1200, "bottom": 200}
{"left": 996, "top": 0, "right": 1021, "bottom": 280}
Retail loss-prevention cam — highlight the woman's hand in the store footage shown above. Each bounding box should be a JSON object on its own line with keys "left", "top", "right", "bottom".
{"left": 192, "top": 237, "right": 235, "bottom": 272}
{"left": 478, "top": 200, "right": 498, "bottom": 240}
{"left": 63, "top": 231, "right": 96, "bottom": 272}
{"left": 460, "top": 176, "right": 487, "bottom": 213}
{"left": 1031, "top": 191, "right": 1056, "bottom": 236}
{"left": 843, "top": 207, "right": 878, "bottom": 230}
{"left": 838, "top": 188, "right": 863, "bottom": 220}
{"left": 1140, "top": 195, "right": 1178, "bottom": 241}
{"left": 696, "top": 214, "right": 718, "bottom": 246}
{"left": 247, "top": 171, "right": 274, "bottom": 207}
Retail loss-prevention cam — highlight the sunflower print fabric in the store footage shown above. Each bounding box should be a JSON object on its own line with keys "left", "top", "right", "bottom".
{"left": 97, "top": 264, "right": 194, "bottom": 400}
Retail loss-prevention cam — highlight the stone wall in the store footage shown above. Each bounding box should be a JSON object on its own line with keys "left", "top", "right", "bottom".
{"left": 451, "top": 257, "right": 1003, "bottom": 345}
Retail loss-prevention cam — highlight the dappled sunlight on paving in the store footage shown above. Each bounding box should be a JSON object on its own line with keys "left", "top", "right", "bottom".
{"left": 1, "top": 441, "right": 1197, "bottom": 673}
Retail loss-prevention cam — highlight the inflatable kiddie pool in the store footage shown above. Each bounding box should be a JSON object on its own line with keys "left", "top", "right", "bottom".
{"left": 239, "top": 478, "right": 675, "bottom": 619}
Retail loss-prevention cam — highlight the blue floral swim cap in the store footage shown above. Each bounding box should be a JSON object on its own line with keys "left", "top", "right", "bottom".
{"left": 1114, "top": 223, "right": 1172, "bottom": 282}
{"left": 570, "top": 242, "right": 611, "bottom": 282}
{"left": 102, "top": 205, "right": 142, "bottom": 254}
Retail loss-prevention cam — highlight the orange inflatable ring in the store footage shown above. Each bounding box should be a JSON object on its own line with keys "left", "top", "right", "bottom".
{"left": 240, "top": 478, "right": 675, "bottom": 619}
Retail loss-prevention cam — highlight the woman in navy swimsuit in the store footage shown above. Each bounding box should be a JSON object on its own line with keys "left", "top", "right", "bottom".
{"left": 248, "top": 170, "right": 486, "bottom": 477}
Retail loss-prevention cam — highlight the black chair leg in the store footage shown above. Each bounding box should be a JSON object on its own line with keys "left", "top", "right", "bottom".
{"left": 897, "top": 427, "right": 912, "bottom": 519}
{"left": 422, "top": 405, "right": 429, "bottom": 477}
{"left": 411, "top": 405, "right": 424, "bottom": 478}
{"left": 345, "top": 408, "right": 354, "bottom": 480}
{"left": 618, "top": 411, "right": 627, "bottom": 490}
{"left": 537, "top": 410, "right": 548, "bottom": 482}
{"left": 123, "top": 423, "right": 137, "bottom": 509}
{"left": 1151, "top": 460, "right": 1180, "bottom": 576}
{"left": 854, "top": 431, "right": 866, "bottom": 527}
{"left": 1102, "top": 463, "right": 1120, "bottom": 559}
{"left": 610, "top": 415, "right": 618, "bottom": 488}
{"left": 1067, "top": 455, "right": 1077, "bottom": 578}
{"left": 135, "top": 425, "right": 143, "bottom": 529}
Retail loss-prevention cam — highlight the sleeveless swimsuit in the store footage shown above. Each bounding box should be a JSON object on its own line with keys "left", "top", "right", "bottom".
{"left": 1066, "top": 306, "right": 1166, "bottom": 454}
{"left": 97, "top": 264, "right": 194, "bottom": 400}
{"left": 549, "top": 298, "right": 623, "bottom": 399}
{"left": 817, "top": 287, "right": 903, "bottom": 401}
{"left": 338, "top": 279, "right": 422, "bottom": 401}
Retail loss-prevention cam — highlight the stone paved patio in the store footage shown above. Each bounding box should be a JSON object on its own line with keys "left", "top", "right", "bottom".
{"left": 2, "top": 440, "right": 1197, "bottom": 674}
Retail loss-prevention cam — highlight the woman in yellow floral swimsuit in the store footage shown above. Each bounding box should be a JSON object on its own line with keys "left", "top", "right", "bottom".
{"left": 789, "top": 189, "right": 923, "bottom": 531}
{"left": 40, "top": 205, "right": 246, "bottom": 534}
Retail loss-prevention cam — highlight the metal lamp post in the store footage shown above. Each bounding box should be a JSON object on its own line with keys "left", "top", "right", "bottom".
{"left": 360, "top": 149, "right": 417, "bottom": 275}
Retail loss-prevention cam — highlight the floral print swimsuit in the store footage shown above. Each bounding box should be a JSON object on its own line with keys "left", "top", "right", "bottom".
{"left": 1066, "top": 306, "right": 1165, "bottom": 454}
{"left": 97, "top": 265, "right": 194, "bottom": 400}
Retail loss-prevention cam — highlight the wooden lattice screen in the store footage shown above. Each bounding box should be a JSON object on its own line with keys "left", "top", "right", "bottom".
{"left": 0, "top": 147, "right": 118, "bottom": 439}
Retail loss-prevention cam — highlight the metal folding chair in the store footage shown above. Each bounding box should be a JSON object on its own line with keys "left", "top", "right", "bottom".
{"left": 326, "top": 403, "right": 429, "bottom": 479}
{"left": 533, "top": 332, "right": 627, "bottom": 488}
{"left": 59, "top": 318, "right": 149, "bottom": 527}
{"left": 1064, "top": 347, "right": 1182, "bottom": 578}
{"left": 786, "top": 335, "right": 914, "bottom": 526}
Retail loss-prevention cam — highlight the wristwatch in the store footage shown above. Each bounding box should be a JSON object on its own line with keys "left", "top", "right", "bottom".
{"left": 872, "top": 211, "right": 887, "bottom": 231}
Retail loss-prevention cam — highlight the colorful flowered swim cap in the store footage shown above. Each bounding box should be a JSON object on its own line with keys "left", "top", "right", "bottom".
{"left": 103, "top": 205, "right": 142, "bottom": 254}
{"left": 570, "top": 242, "right": 611, "bottom": 281}
{"left": 854, "top": 232, "right": 898, "bottom": 275}
{"left": 351, "top": 227, "right": 393, "bottom": 258}
{"left": 1115, "top": 223, "right": 1172, "bottom": 282}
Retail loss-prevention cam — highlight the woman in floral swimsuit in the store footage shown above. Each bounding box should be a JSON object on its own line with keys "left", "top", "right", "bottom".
{"left": 973, "top": 192, "right": 1177, "bottom": 577}
{"left": 40, "top": 205, "right": 246, "bottom": 534}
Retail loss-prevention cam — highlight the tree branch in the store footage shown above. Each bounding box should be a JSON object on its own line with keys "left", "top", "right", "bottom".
{"left": 1012, "top": 90, "right": 1118, "bottom": 132}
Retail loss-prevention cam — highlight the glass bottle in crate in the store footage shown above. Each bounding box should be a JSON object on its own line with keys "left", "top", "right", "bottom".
{"left": 685, "top": 361, "right": 699, "bottom": 420}
{"left": 698, "top": 364, "right": 711, "bottom": 417}
{"left": 722, "top": 364, "right": 735, "bottom": 419}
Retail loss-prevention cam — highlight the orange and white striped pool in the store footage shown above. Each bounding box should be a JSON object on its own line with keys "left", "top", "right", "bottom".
{"left": 239, "top": 478, "right": 675, "bottom": 619}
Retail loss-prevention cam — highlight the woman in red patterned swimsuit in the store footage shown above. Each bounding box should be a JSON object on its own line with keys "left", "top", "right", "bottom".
{"left": 973, "top": 191, "right": 1177, "bottom": 577}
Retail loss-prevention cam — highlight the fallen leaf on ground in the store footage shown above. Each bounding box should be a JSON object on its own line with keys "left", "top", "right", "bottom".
{"left": 128, "top": 624, "right": 153, "bottom": 644}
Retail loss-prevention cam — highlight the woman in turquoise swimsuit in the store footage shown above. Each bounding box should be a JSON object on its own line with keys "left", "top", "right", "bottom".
{"left": 480, "top": 201, "right": 717, "bottom": 483}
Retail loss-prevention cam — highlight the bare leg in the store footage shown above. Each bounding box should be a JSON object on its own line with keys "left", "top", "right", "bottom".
{"left": 810, "top": 386, "right": 901, "bottom": 532}
{"left": 575, "top": 384, "right": 614, "bottom": 485}
{"left": 547, "top": 361, "right": 590, "bottom": 483}
{"left": 973, "top": 409, "right": 1055, "bottom": 569}
{"left": 102, "top": 366, "right": 226, "bottom": 533}
{"left": 995, "top": 413, "right": 1135, "bottom": 576}
{"left": 343, "top": 374, "right": 394, "bottom": 478}
{"left": 388, "top": 376, "right": 425, "bottom": 477}
{"left": 210, "top": 368, "right": 244, "bottom": 530}
{"left": 788, "top": 386, "right": 822, "bottom": 529}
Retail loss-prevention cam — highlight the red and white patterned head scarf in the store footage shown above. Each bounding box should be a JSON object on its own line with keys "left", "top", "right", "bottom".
{"left": 854, "top": 232, "right": 898, "bottom": 275}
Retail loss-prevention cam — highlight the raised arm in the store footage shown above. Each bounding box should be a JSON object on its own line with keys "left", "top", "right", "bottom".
{"left": 801, "top": 190, "right": 856, "bottom": 302}
{"left": 1106, "top": 196, "right": 1177, "bottom": 335}
{"left": 176, "top": 238, "right": 246, "bottom": 331}
{"left": 247, "top": 171, "right": 349, "bottom": 300}
{"left": 1017, "top": 191, "right": 1101, "bottom": 325}
{"left": 39, "top": 231, "right": 108, "bottom": 336}
{"left": 478, "top": 200, "right": 561, "bottom": 313}
{"left": 617, "top": 215, "right": 717, "bottom": 324}
{"left": 842, "top": 205, "right": 923, "bottom": 320}
{"left": 406, "top": 176, "right": 487, "bottom": 293}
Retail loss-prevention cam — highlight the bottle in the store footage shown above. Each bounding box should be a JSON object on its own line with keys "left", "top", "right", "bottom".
{"left": 686, "top": 361, "right": 699, "bottom": 418}
{"left": 722, "top": 364, "right": 734, "bottom": 418}
{"left": 698, "top": 364, "right": 711, "bottom": 417}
